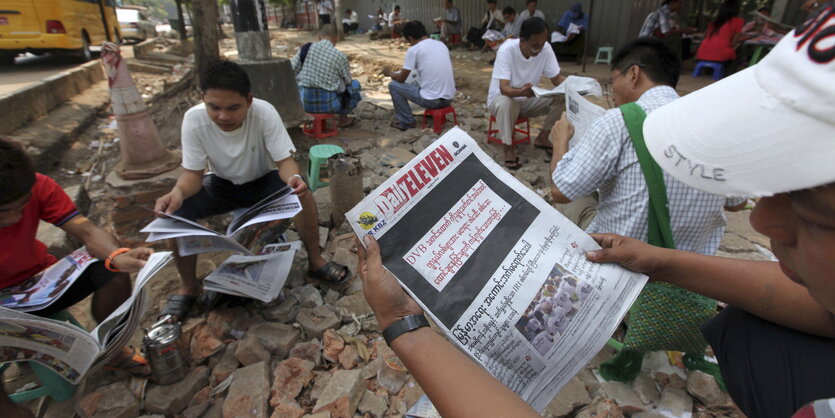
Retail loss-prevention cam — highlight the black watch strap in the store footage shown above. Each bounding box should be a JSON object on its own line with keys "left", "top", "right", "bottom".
{"left": 382, "top": 314, "right": 429, "bottom": 345}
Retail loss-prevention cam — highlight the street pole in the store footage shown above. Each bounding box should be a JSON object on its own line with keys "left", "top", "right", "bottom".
{"left": 335, "top": 0, "right": 343, "bottom": 40}
{"left": 582, "top": 0, "right": 593, "bottom": 73}
{"left": 231, "top": 0, "right": 272, "bottom": 60}
{"left": 175, "top": 0, "right": 186, "bottom": 40}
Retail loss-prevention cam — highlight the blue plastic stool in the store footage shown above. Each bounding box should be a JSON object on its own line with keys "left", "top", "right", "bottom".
{"left": 307, "top": 144, "right": 345, "bottom": 192}
{"left": 1, "top": 310, "right": 81, "bottom": 406}
{"left": 691, "top": 61, "right": 725, "bottom": 80}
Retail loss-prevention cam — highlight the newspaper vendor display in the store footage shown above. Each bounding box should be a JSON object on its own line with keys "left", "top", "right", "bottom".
{"left": 347, "top": 127, "right": 647, "bottom": 411}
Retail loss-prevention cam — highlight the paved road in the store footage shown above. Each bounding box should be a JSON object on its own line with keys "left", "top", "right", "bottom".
{"left": 0, "top": 45, "right": 134, "bottom": 96}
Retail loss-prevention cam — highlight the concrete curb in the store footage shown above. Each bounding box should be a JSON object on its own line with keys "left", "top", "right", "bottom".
{"left": 0, "top": 60, "right": 106, "bottom": 135}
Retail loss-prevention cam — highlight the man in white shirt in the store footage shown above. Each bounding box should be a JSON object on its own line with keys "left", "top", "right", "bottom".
{"left": 434, "top": 0, "right": 461, "bottom": 44}
{"left": 342, "top": 8, "right": 358, "bottom": 34}
{"left": 382, "top": 21, "right": 456, "bottom": 131}
{"left": 154, "top": 60, "right": 350, "bottom": 321}
{"left": 488, "top": 17, "right": 566, "bottom": 169}
{"left": 519, "top": 0, "right": 546, "bottom": 22}
{"left": 317, "top": 0, "right": 333, "bottom": 25}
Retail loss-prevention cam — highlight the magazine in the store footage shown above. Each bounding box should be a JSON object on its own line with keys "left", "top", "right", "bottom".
{"left": 531, "top": 75, "right": 602, "bottom": 98}
{"left": 0, "top": 252, "right": 172, "bottom": 384}
{"left": 565, "top": 81, "right": 607, "bottom": 148}
{"left": 0, "top": 248, "right": 99, "bottom": 312}
{"left": 140, "top": 186, "right": 302, "bottom": 256}
{"left": 203, "top": 241, "right": 301, "bottom": 302}
{"left": 346, "top": 128, "right": 647, "bottom": 412}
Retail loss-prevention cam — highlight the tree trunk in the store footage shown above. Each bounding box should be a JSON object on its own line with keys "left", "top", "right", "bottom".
{"left": 191, "top": 0, "right": 220, "bottom": 86}
{"left": 175, "top": 0, "right": 186, "bottom": 40}
{"left": 334, "top": 0, "right": 343, "bottom": 40}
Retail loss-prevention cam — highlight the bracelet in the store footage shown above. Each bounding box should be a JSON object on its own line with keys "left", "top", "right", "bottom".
{"left": 104, "top": 248, "right": 131, "bottom": 272}
{"left": 382, "top": 314, "right": 429, "bottom": 346}
{"left": 291, "top": 173, "right": 305, "bottom": 183}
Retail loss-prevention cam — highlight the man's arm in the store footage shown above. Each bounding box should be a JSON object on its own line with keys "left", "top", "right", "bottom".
{"left": 154, "top": 168, "right": 204, "bottom": 214}
{"left": 358, "top": 236, "right": 540, "bottom": 418}
{"left": 499, "top": 79, "right": 533, "bottom": 98}
{"left": 276, "top": 157, "right": 307, "bottom": 194}
{"left": 586, "top": 233, "right": 835, "bottom": 338}
{"left": 382, "top": 67, "right": 411, "bottom": 83}
{"left": 549, "top": 73, "right": 567, "bottom": 87}
{"left": 60, "top": 217, "right": 152, "bottom": 272}
{"left": 549, "top": 112, "right": 573, "bottom": 203}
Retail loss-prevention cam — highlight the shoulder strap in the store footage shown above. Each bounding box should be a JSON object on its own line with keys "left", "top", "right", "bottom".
{"left": 619, "top": 102, "right": 676, "bottom": 249}
{"left": 299, "top": 42, "right": 313, "bottom": 67}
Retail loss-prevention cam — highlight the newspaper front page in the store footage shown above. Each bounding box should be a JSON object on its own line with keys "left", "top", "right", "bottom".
{"left": 346, "top": 128, "right": 646, "bottom": 411}
{"left": 203, "top": 242, "right": 301, "bottom": 302}
{"left": 565, "top": 81, "right": 607, "bottom": 148}
{"left": 0, "top": 248, "right": 98, "bottom": 312}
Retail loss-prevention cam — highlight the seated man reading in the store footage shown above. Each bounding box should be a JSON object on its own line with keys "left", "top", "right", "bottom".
{"left": 382, "top": 21, "right": 456, "bottom": 131}
{"left": 292, "top": 24, "right": 361, "bottom": 128}
{"left": 0, "top": 137, "right": 153, "bottom": 418}
{"left": 155, "top": 60, "right": 350, "bottom": 321}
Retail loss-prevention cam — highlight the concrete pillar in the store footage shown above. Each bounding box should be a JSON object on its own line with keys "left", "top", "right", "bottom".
{"left": 231, "top": 0, "right": 271, "bottom": 60}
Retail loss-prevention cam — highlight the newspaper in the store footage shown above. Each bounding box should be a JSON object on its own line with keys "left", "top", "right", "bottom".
{"left": 565, "top": 81, "right": 607, "bottom": 148}
{"left": 346, "top": 128, "right": 647, "bottom": 411}
{"left": 482, "top": 29, "right": 505, "bottom": 42}
{"left": 141, "top": 186, "right": 301, "bottom": 256}
{"left": 203, "top": 241, "right": 301, "bottom": 302}
{"left": 532, "top": 75, "right": 602, "bottom": 98}
{"left": 0, "top": 252, "right": 172, "bottom": 384}
{"left": 0, "top": 248, "right": 98, "bottom": 312}
{"left": 550, "top": 24, "right": 581, "bottom": 43}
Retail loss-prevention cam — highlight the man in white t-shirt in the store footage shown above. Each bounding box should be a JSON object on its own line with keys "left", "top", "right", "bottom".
{"left": 318, "top": 0, "right": 333, "bottom": 25}
{"left": 154, "top": 60, "right": 350, "bottom": 321}
{"left": 519, "top": 0, "right": 546, "bottom": 22}
{"left": 488, "top": 17, "right": 566, "bottom": 169}
{"left": 382, "top": 21, "right": 455, "bottom": 131}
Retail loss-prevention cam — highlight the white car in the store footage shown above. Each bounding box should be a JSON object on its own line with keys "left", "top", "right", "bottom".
{"left": 117, "top": 8, "right": 157, "bottom": 42}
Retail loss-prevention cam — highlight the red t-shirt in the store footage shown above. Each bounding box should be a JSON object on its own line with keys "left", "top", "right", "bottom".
{"left": 696, "top": 17, "right": 744, "bottom": 62}
{"left": 0, "top": 174, "right": 79, "bottom": 289}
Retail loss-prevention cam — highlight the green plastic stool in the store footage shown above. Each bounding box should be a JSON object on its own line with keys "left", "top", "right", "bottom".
{"left": 1, "top": 310, "right": 81, "bottom": 405}
{"left": 308, "top": 144, "right": 345, "bottom": 192}
{"left": 595, "top": 46, "right": 615, "bottom": 64}
{"left": 429, "top": 33, "right": 441, "bottom": 40}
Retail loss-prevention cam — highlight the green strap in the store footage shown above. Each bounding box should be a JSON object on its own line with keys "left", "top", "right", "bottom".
{"left": 619, "top": 103, "right": 676, "bottom": 250}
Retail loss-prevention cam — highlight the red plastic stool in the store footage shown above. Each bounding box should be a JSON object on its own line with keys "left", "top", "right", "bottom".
{"left": 422, "top": 106, "right": 458, "bottom": 134}
{"left": 486, "top": 115, "right": 531, "bottom": 145}
{"left": 303, "top": 113, "right": 339, "bottom": 139}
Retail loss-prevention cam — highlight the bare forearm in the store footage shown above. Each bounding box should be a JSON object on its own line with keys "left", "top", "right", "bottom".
{"left": 655, "top": 251, "right": 835, "bottom": 337}
{"left": 391, "top": 328, "right": 539, "bottom": 418}
{"left": 174, "top": 171, "right": 203, "bottom": 200}
{"left": 276, "top": 158, "right": 301, "bottom": 184}
{"left": 75, "top": 222, "right": 121, "bottom": 260}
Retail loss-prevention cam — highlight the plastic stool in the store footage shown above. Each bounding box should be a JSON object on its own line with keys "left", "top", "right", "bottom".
{"left": 0, "top": 310, "right": 81, "bottom": 407}
{"left": 748, "top": 45, "right": 771, "bottom": 66}
{"left": 486, "top": 115, "right": 531, "bottom": 145}
{"left": 429, "top": 33, "right": 441, "bottom": 40}
{"left": 691, "top": 61, "right": 725, "bottom": 80}
{"left": 307, "top": 144, "right": 345, "bottom": 192}
{"left": 594, "top": 47, "right": 614, "bottom": 64}
{"left": 450, "top": 33, "right": 462, "bottom": 45}
{"left": 303, "top": 113, "right": 339, "bottom": 139}
{"left": 422, "top": 106, "right": 458, "bottom": 134}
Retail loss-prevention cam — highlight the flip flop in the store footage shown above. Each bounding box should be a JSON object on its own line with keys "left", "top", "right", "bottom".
{"left": 505, "top": 158, "right": 522, "bottom": 170}
{"left": 390, "top": 121, "right": 416, "bottom": 131}
{"left": 104, "top": 346, "right": 151, "bottom": 377}
{"left": 308, "top": 261, "right": 352, "bottom": 288}
{"left": 339, "top": 118, "right": 360, "bottom": 128}
{"left": 159, "top": 294, "right": 195, "bottom": 322}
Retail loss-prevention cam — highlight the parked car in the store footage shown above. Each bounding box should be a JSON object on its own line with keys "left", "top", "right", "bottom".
{"left": 0, "top": 0, "right": 120, "bottom": 65}
{"left": 117, "top": 7, "right": 156, "bottom": 42}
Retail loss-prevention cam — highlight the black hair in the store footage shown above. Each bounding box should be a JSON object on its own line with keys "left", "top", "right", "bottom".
{"left": 346, "top": 8, "right": 351, "bottom": 13}
{"left": 611, "top": 37, "right": 680, "bottom": 88}
{"left": 403, "top": 20, "right": 428, "bottom": 40}
{"left": 503, "top": 6, "right": 516, "bottom": 15}
{"left": 520, "top": 16, "right": 549, "bottom": 40}
{"left": 0, "top": 136, "right": 36, "bottom": 205}
{"left": 200, "top": 60, "right": 251, "bottom": 97}
{"left": 709, "top": 0, "right": 741, "bottom": 37}
{"left": 487, "top": 0, "right": 497, "bottom": 3}
{"left": 526, "top": 0, "right": 537, "bottom": 5}
{"left": 394, "top": 5, "right": 400, "bottom": 10}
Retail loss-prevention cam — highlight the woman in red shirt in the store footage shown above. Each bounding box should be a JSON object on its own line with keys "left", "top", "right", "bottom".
{"left": 696, "top": 0, "right": 744, "bottom": 63}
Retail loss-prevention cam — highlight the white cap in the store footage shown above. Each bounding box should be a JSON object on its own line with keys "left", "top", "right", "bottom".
{"left": 643, "top": 8, "right": 835, "bottom": 197}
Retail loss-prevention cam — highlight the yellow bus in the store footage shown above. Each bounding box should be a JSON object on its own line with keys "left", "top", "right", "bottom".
{"left": 0, "top": 0, "right": 120, "bottom": 65}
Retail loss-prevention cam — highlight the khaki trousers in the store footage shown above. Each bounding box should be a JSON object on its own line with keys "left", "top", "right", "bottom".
{"left": 488, "top": 95, "right": 561, "bottom": 145}
{"left": 554, "top": 192, "right": 599, "bottom": 230}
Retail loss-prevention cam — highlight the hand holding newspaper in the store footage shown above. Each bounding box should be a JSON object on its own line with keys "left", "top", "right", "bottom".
{"left": 346, "top": 128, "right": 646, "bottom": 411}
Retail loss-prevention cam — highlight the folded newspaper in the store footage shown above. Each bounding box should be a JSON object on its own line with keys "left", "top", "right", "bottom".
{"left": 0, "top": 248, "right": 99, "bottom": 312}
{"left": 0, "top": 252, "right": 172, "bottom": 384}
{"left": 565, "top": 80, "right": 607, "bottom": 148}
{"left": 346, "top": 128, "right": 647, "bottom": 411}
{"left": 203, "top": 241, "right": 301, "bottom": 302}
{"left": 141, "top": 186, "right": 301, "bottom": 256}
{"left": 532, "top": 75, "right": 603, "bottom": 98}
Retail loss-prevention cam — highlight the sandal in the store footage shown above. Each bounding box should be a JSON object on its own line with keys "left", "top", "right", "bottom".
{"left": 339, "top": 118, "right": 360, "bottom": 128}
{"left": 159, "top": 294, "right": 195, "bottom": 322}
{"left": 104, "top": 346, "right": 151, "bottom": 377}
{"left": 308, "top": 261, "right": 352, "bottom": 288}
{"left": 390, "top": 121, "right": 416, "bottom": 131}
{"left": 505, "top": 158, "right": 522, "bottom": 170}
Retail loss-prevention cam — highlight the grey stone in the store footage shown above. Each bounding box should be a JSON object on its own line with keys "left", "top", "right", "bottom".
{"left": 358, "top": 390, "right": 388, "bottom": 418}
{"left": 378, "top": 148, "right": 416, "bottom": 168}
{"left": 310, "top": 370, "right": 333, "bottom": 401}
{"left": 248, "top": 322, "right": 301, "bottom": 357}
{"left": 145, "top": 366, "right": 210, "bottom": 415}
{"left": 77, "top": 381, "right": 139, "bottom": 418}
{"left": 360, "top": 357, "right": 383, "bottom": 380}
{"left": 296, "top": 306, "right": 341, "bottom": 339}
{"left": 331, "top": 247, "right": 358, "bottom": 278}
{"left": 319, "top": 226, "right": 330, "bottom": 248}
{"left": 360, "top": 315, "right": 379, "bottom": 332}
{"left": 314, "top": 187, "right": 333, "bottom": 226}
{"left": 234, "top": 334, "right": 271, "bottom": 366}
{"left": 657, "top": 387, "right": 693, "bottom": 416}
{"left": 36, "top": 221, "right": 74, "bottom": 259}
{"left": 291, "top": 284, "right": 324, "bottom": 309}
{"left": 334, "top": 292, "right": 374, "bottom": 321}
{"left": 303, "top": 412, "right": 331, "bottom": 418}
{"left": 263, "top": 294, "right": 300, "bottom": 323}
{"left": 542, "top": 376, "right": 591, "bottom": 417}
{"left": 576, "top": 368, "right": 603, "bottom": 398}
{"left": 313, "top": 369, "right": 364, "bottom": 417}
{"left": 324, "top": 289, "right": 341, "bottom": 305}
{"left": 211, "top": 341, "right": 240, "bottom": 385}
{"left": 600, "top": 381, "right": 645, "bottom": 413}
{"left": 574, "top": 399, "right": 624, "bottom": 418}
{"left": 633, "top": 373, "right": 661, "bottom": 405}
{"left": 686, "top": 370, "right": 728, "bottom": 408}
{"left": 359, "top": 152, "right": 379, "bottom": 170}
{"left": 289, "top": 339, "right": 323, "bottom": 366}
{"left": 181, "top": 402, "right": 210, "bottom": 418}
{"left": 223, "top": 361, "right": 270, "bottom": 418}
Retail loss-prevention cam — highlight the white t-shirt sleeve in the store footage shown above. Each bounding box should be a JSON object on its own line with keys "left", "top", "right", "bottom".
{"left": 543, "top": 44, "right": 561, "bottom": 79}
{"left": 180, "top": 110, "right": 207, "bottom": 171}
{"left": 493, "top": 45, "right": 512, "bottom": 81}
{"left": 403, "top": 46, "right": 417, "bottom": 72}
{"left": 262, "top": 105, "right": 296, "bottom": 162}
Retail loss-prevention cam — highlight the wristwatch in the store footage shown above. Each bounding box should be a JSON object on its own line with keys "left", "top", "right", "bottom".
{"left": 382, "top": 314, "right": 429, "bottom": 345}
